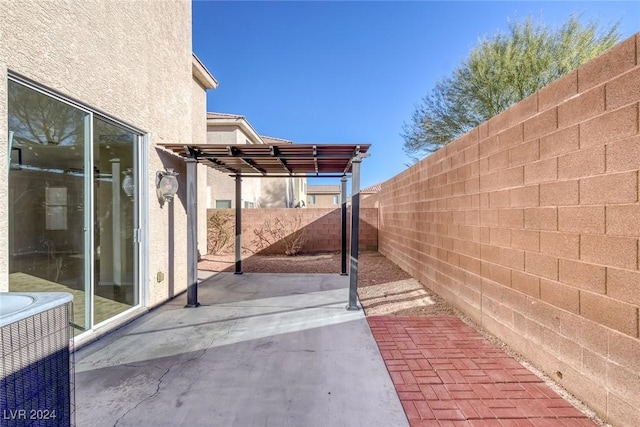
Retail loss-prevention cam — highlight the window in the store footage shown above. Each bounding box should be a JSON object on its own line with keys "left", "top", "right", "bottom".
{"left": 216, "top": 200, "right": 232, "bottom": 208}
{"left": 45, "top": 187, "right": 68, "bottom": 230}
{"left": 333, "top": 195, "right": 339, "bottom": 205}
{"left": 309, "top": 195, "right": 316, "bottom": 205}
{"left": 244, "top": 201, "right": 254, "bottom": 209}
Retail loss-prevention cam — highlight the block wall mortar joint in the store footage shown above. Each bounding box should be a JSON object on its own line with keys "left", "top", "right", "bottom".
{"left": 577, "top": 122, "right": 582, "bottom": 150}
{"left": 578, "top": 289, "right": 582, "bottom": 315}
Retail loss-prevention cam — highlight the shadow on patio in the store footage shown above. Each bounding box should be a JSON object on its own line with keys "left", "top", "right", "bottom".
{"left": 74, "top": 272, "right": 408, "bottom": 427}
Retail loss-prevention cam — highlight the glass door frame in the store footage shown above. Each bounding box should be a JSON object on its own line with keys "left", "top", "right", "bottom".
{"left": 7, "top": 73, "right": 147, "bottom": 337}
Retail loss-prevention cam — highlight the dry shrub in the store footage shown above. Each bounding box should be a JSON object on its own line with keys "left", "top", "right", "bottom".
{"left": 252, "top": 213, "right": 306, "bottom": 256}
{"left": 207, "top": 211, "right": 234, "bottom": 254}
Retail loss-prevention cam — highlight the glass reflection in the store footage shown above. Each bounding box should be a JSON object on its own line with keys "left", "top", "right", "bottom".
{"left": 93, "top": 117, "right": 138, "bottom": 324}
{"left": 7, "top": 80, "right": 140, "bottom": 334}
{"left": 8, "top": 81, "right": 88, "bottom": 333}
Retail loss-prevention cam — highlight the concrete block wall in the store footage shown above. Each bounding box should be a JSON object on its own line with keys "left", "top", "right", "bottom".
{"left": 376, "top": 33, "right": 640, "bottom": 426}
{"left": 207, "top": 207, "right": 378, "bottom": 255}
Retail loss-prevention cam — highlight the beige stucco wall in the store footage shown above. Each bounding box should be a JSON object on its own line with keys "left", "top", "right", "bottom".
{"left": 203, "top": 123, "right": 307, "bottom": 212}
{"left": 260, "top": 178, "right": 289, "bottom": 208}
{"left": 296, "top": 177, "right": 307, "bottom": 207}
{"left": 192, "top": 77, "right": 209, "bottom": 256}
{"left": 206, "top": 169, "right": 235, "bottom": 208}
{"left": 259, "top": 177, "right": 307, "bottom": 208}
{"left": 205, "top": 126, "right": 262, "bottom": 209}
{"left": 0, "top": 60, "right": 7, "bottom": 290}
{"left": 308, "top": 193, "right": 340, "bottom": 208}
{"left": 206, "top": 126, "right": 239, "bottom": 145}
{"left": 0, "top": 0, "right": 197, "bottom": 307}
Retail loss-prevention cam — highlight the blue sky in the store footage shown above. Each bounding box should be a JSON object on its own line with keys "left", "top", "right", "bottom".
{"left": 193, "top": 1, "right": 639, "bottom": 189}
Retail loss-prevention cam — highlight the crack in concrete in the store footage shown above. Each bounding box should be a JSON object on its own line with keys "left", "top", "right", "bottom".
{"left": 113, "top": 364, "right": 171, "bottom": 427}
{"left": 112, "top": 327, "right": 229, "bottom": 427}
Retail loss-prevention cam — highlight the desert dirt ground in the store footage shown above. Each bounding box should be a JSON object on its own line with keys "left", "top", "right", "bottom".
{"left": 199, "top": 251, "right": 455, "bottom": 317}
{"left": 198, "top": 250, "right": 609, "bottom": 426}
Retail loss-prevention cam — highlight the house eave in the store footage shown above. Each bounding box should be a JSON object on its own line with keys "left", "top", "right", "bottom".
{"left": 192, "top": 53, "right": 218, "bottom": 90}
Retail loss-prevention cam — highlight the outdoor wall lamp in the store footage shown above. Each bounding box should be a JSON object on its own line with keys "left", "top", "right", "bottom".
{"left": 157, "top": 168, "right": 179, "bottom": 204}
{"left": 122, "top": 168, "right": 135, "bottom": 199}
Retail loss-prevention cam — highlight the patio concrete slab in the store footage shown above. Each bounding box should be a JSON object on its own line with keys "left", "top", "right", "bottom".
{"left": 74, "top": 273, "right": 408, "bottom": 427}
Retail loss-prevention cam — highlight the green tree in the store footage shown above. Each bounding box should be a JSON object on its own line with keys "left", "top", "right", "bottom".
{"left": 402, "top": 15, "right": 620, "bottom": 162}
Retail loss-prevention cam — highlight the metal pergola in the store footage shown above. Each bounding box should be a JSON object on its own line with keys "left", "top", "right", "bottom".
{"left": 159, "top": 143, "right": 370, "bottom": 310}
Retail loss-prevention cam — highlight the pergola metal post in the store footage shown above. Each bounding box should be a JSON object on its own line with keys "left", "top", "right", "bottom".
{"left": 234, "top": 175, "right": 243, "bottom": 274}
{"left": 340, "top": 175, "right": 348, "bottom": 276}
{"left": 347, "top": 156, "right": 363, "bottom": 311}
{"left": 185, "top": 158, "right": 200, "bottom": 308}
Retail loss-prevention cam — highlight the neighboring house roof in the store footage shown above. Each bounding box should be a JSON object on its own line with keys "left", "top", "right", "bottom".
{"left": 261, "top": 135, "right": 293, "bottom": 145}
{"left": 361, "top": 182, "right": 382, "bottom": 193}
{"left": 307, "top": 185, "right": 341, "bottom": 194}
{"left": 207, "top": 111, "right": 263, "bottom": 145}
{"left": 206, "top": 114, "right": 296, "bottom": 147}
{"left": 192, "top": 53, "right": 218, "bottom": 89}
{"left": 207, "top": 112, "right": 243, "bottom": 120}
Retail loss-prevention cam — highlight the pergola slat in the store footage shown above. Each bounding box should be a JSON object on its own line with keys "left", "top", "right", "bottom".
{"left": 271, "top": 145, "right": 293, "bottom": 175}
{"left": 160, "top": 143, "right": 370, "bottom": 176}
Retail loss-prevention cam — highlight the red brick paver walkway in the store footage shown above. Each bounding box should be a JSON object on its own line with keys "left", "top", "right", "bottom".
{"left": 368, "top": 316, "right": 596, "bottom": 427}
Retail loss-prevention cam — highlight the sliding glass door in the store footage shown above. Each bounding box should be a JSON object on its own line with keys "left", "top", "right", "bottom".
{"left": 7, "top": 78, "right": 141, "bottom": 335}
{"left": 92, "top": 117, "right": 139, "bottom": 325}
